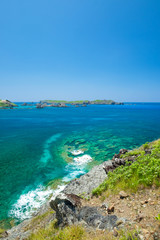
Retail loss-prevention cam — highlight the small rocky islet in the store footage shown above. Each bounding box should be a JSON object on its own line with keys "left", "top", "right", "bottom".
{"left": 1, "top": 139, "right": 160, "bottom": 240}
{"left": 0, "top": 100, "right": 17, "bottom": 109}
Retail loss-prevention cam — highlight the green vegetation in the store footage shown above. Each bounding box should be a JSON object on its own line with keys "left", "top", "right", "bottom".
{"left": 90, "top": 99, "right": 115, "bottom": 104}
{"left": 68, "top": 100, "right": 89, "bottom": 104}
{"left": 23, "top": 209, "right": 55, "bottom": 232}
{"left": 117, "top": 229, "right": 140, "bottom": 240}
{"left": 42, "top": 100, "right": 68, "bottom": 103}
{"left": 40, "top": 99, "right": 120, "bottom": 105}
{"left": 155, "top": 213, "right": 160, "bottom": 222}
{"left": 120, "top": 148, "right": 144, "bottom": 158}
{"left": 26, "top": 140, "right": 157, "bottom": 240}
{"left": 27, "top": 221, "right": 140, "bottom": 240}
{"left": 92, "top": 140, "right": 160, "bottom": 196}
{"left": 0, "top": 99, "right": 17, "bottom": 108}
{"left": 41, "top": 100, "right": 89, "bottom": 104}
{"left": 143, "top": 142, "right": 149, "bottom": 150}
{"left": 0, "top": 228, "right": 5, "bottom": 237}
{"left": 27, "top": 221, "right": 85, "bottom": 240}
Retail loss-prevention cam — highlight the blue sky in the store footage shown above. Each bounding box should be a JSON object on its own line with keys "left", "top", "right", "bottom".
{"left": 0, "top": 0, "right": 160, "bottom": 102}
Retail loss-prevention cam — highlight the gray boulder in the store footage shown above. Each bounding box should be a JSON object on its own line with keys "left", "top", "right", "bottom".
{"left": 50, "top": 193, "right": 82, "bottom": 226}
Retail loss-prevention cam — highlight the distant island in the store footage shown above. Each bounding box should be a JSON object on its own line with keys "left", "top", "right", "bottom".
{"left": 37, "top": 99, "right": 124, "bottom": 108}
{"left": 0, "top": 99, "right": 17, "bottom": 109}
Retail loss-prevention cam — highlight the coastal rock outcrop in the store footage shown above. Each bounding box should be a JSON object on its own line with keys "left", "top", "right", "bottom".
{"left": 63, "top": 162, "right": 109, "bottom": 196}
{"left": 50, "top": 193, "right": 120, "bottom": 230}
{"left": 50, "top": 193, "right": 81, "bottom": 226}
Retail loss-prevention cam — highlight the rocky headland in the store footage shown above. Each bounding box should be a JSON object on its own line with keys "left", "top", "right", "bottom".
{"left": 1, "top": 140, "right": 160, "bottom": 240}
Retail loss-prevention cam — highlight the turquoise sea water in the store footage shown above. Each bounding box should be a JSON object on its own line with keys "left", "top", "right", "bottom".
{"left": 0, "top": 103, "right": 160, "bottom": 225}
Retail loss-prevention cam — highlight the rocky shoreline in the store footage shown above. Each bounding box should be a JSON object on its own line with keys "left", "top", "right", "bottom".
{"left": 1, "top": 147, "right": 134, "bottom": 240}
{"left": 2, "top": 142, "right": 160, "bottom": 239}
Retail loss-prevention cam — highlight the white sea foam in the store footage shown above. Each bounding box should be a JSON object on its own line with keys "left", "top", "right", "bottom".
{"left": 70, "top": 149, "right": 84, "bottom": 156}
{"left": 73, "top": 154, "right": 92, "bottom": 165}
{"left": 62, "top": 154, "right": 92, "bottom": 181}
{"left": 9, "top": 147, "right": 92, "bottom": 221}
{"left": 62, "top": 170, "right": 85, "bottom": 182}
{"left": 9, "top": 184, "right": 65, "bottom": 220}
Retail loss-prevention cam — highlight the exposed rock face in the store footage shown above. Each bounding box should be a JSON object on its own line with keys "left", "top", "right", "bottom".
{"left": 50, "top": 193, "right": 119, "bottom": 230}
{"left": 63, "top": 162, "right": 110, "bottom": 196}
{"left": 103, "top": 149, "right": 136, "bottom": 174}
{"left": 50, "top": 193, "right": 81, "bottom": 226}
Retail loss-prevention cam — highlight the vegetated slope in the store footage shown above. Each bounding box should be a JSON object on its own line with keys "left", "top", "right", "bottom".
{"left": 92, "top": 140, "right": 160, "bottom": 196}
{"left": 40, "top": 99, "right": 123, "bottom": 105}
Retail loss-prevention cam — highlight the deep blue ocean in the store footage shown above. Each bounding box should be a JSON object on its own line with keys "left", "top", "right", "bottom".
{"left": 0, "top": 103, "right": 160, "bottom": 226}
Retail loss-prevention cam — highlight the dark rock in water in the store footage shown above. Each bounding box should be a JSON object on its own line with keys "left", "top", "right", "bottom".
{"left": 21, "top": 103, "right": 34, "bottom": 106}
{"left": 21, "top": 103, "right": 28, "bottom": 106}
{"left": 50, "top": 193, "right": 119, "bottom": 230}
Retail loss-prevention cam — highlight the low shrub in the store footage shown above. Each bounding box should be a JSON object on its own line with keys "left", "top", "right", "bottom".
{"left": 93, "top": 140, "right": 160, "bottom": 196}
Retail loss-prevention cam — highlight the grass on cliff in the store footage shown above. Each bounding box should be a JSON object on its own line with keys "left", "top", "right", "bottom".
{"left": 28, "top": 220, "right": 139, "bottom": 240}
{"left": 92, "top": 139, "right": 160, "bottom": 196}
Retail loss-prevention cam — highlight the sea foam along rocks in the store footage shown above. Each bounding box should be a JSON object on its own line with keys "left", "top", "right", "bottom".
{"left": 73, "top": 154, "right": 92, "bottom": 165}
{"left": 71, "top": 150, "right": 84, "bottom": 156}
